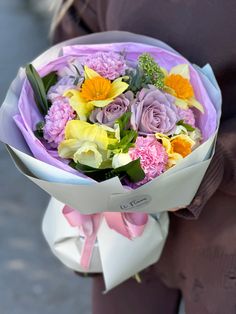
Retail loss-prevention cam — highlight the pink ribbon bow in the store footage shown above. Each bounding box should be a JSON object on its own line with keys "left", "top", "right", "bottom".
{"left": 63, "top": 206, "right": 148, "bottom": 270}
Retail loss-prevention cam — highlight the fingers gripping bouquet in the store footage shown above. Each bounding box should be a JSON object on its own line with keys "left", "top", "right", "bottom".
{"left": 0, "top": 32, "right": 221, "bottom": 290}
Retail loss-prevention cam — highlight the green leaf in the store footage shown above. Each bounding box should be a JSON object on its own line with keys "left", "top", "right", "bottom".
{"left": 121, "top": 111, "right": 132, "bottom": 129}
{"left": 126, "top": 68, "right": 145, "bottom": 93}
{"left": 25, "top": 64, "right": 49, "bottom": 115}
{"left": 115, "top": 158, "right": 145, "bottom": 182}
{"left": 115, "top": 112, "right": 132, "bottom": 137}
{"left": 177, "top": 120, "right": 195, "bottom": 132}
{"left": 72, "top": 158, "right": 145, "bottom": 183}
{"left": 109, "top": 112, "right": 138, "bottom": 154}
{"left": 108, "top": 128, "right": 137, "bottom": 154}
{"left": 42, "top": 72, "right": 58, "bottom": 93}
{"left": 34, "top": 121, "right": 45, "bottom": 139}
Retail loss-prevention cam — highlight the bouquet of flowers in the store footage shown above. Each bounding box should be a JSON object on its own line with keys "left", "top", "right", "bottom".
{"left": 0, "top": 31, "right": 221, "bottom": 290}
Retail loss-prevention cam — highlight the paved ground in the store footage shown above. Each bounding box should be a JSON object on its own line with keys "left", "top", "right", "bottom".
{"left": 0, "top": 1, "right": 91, "bottom": 314}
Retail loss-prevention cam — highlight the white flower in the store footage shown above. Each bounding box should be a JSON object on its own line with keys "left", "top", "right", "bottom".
{"left": 112, "top": 153, "right": 132, "bottom": 169}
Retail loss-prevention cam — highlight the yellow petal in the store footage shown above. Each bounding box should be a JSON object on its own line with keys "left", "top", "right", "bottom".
{"left": 155, "top": 133, "right": 169, "bottom": 139}
{"left": 114, "top": 123, "right": 121, "bottom": 142}
{"left": 65, "top": 120, "right": 109, "bottom": 150}
{"left": 155, "top": 133, "right": 172, "bottom": 154}
{"left": 161, "top": 67, "right": 168, "bottom": 78}
{"left": 64, "top": 89, "right": 94, "bottom": 120}
{"left": 88, "top": 99, "right": 113, "bottom": 108}
{"left": 58, "top": 139, "right": 81, "bottom": 159}
{"left": 108, "top": 79, "right": 129, "bottom": 99}
{"left": 64, "top": 89, "right": 86, "bottom": 104}
{"left": 168, "top": 153, "right": 183, "bottom": 168}
{"left": 73, "top": 141, "right": 103, "bottom": 168}
{"left": 84, "top": 66, "right": 101, "bottom": 79}
{"left": 99, "top": 124, "right": 119, "bottom": 146}
{"left": 170, "top": 134, "right": 195, "bottom": 146}
{"left": 164, "top": 86, "right": 177, "bottom": 97}
{"left": 188, "top": 98, "right": 204, "bottom": 113}
{"left": 169, "top": 64, "right": 190, "bottom": 80}
{"left": 170, "top": 134, "right": 195, "bottom": 158}
{"left": 174, "top": 98, "right": 189, "bottom": 110}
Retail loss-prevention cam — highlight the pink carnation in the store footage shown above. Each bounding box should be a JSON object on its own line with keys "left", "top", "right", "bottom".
{"left": 83, "top": 51, "right": 126, "bottom": 80}
{"left": 43, "top": 97, "right": 75, "bottom": 147}
{"left": 178, "top": 108, "right": 195, "bottom": 127}
{"left": 129, "top": 136, "right": 168, "bottom": 186}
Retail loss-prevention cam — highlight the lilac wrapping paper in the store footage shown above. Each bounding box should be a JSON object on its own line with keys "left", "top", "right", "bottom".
{"left": 13, "top": 42, "right": 216, "bottom": 178}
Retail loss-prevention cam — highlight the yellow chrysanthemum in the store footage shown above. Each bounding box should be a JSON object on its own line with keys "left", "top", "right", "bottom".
{"left": 80, "top": 76, "right": 112, "bottom": 101}
{"left": 170, "top": 134, "right": 195, "bottom": 158}
{"left": 165, "top": 74, "right": 194, "bottom": 99}
{"left": 64, "top": 66, "right": 129, "bottom": 120}
{"left": 163, "top": 64, "right": 204, "bottom": 113}
{"left": 155, "top": 133, "right": 195, "bottom": 168}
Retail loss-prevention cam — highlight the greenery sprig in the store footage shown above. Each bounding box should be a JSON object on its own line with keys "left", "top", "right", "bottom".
{"left": 126, "top": 53, "right": 165, "bottom": 93}
{"left": 108, "top": 112, "right": 137, "bottom": 154}
{"left": 139, "top": 53, "right": 165, "bottom": 89}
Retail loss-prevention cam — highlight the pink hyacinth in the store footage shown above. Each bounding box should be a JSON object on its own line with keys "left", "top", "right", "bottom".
{"left": 43, "top": 97, "right": 75, "bottom": 147}
{"left": 178, "top": 108, "right": 195, "bottom": 127}
{"left": 83, "top": 51, "right": 126, "bottom": 80}
{"left": 129, "top": 136, "right": 168, "bottom": 186}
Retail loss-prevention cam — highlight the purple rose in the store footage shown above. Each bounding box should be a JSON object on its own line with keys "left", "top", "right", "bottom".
{"left": 131, "top": 86, "right": 179, "bottom": 135}
{"left": 89, "top": 92, "right": 133, "bottom": 127}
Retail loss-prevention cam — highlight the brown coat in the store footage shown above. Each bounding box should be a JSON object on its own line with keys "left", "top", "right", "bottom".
{"left": 53, "top": 1, "right": 236, "bottom": 313}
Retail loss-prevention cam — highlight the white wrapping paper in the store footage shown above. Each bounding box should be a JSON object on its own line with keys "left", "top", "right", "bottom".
{"left": 42, "top": 197, "right": 169, "bottom": 291}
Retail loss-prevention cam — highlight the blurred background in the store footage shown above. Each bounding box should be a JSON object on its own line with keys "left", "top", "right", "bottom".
{"left": 0, "top": 1, "right": 91, "bottom": 313}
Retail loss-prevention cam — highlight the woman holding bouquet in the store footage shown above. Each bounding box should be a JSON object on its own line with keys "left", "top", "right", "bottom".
{"left": 52, "top": 1, "right": 236, "bottom": 313}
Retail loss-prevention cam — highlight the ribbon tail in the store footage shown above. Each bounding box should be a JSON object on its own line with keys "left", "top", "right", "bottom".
{"left": 80, "top": 214, "right": 102, "bottom": 270}
{"left": 80, "top": 233, "right": 97, "bottom": 271}
{"left": 63, "top": 206, "right": 102, "bottom": 270}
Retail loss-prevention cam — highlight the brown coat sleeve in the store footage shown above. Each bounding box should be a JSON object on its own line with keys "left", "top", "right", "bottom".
{"left": 175, "top": 117, "right": 236, "bottom": 219}
{"left": 52, "top": 0, "right": 100, "bottom": 44}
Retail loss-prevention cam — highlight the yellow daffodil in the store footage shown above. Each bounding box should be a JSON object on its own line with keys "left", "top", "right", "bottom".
{"left": 63, "top": 89, "right": 94, "bottom": 121}
{"left": 99, "top": 124, "right": 121, "bottom": 142}
{"left": 64, "top": 66, "right": 128, "bottom": 120}
{"left": 163, "top": 64, "right": 204, "bottom": 113}
{"left": 58, "top": 120, "right": 118, "bottom": 168}
{"left": 73, "top": 142, "right": 103, "bottom": 168}
{"left": 155, "top": 133, "right": 195, "bottom": 168}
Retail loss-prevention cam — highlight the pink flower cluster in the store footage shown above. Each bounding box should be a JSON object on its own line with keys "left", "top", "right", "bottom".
{"left": 83, "top": 51, "right": 127, "bottom": 80}
{"left": 43, "top": 97, "right": 75, "bottom": 147}
{"left": 129, "top": 136, "right": 168, "bottom": 186}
